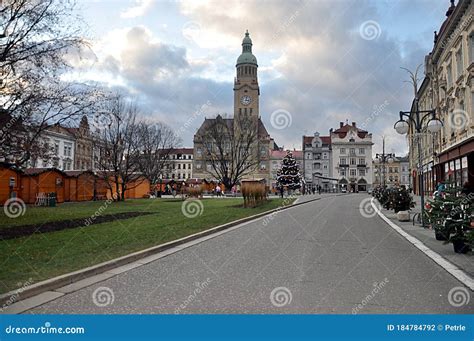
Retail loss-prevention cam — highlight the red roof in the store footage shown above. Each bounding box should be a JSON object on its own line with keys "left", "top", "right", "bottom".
{"left": 303, "top": 135, "right": 331, "bottom": 145}
{"left": 332, "top": 123, "right": 368, "bottom": 139}
{"left": 270, "top": 150, "right": 303, "bottom": 159}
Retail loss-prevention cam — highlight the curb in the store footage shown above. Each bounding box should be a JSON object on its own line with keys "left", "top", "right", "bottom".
{"left": 0, "top": 195, "right": 327, "bottom": 309}
{"left": 371, "top": 198, "right": 474, "bottom": 291}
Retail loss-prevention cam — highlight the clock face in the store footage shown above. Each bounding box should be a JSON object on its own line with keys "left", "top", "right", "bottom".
{"left": 240, "top": 95, "right": 252, "bottom": 106}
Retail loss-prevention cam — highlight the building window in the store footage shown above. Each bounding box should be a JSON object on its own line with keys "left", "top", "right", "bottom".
{"left": 64, "top": 143, "right": 72, "bottom": 157}
{"left": 350, "top": 158, "right": 356, "bottom": 165}
{"left": 350, "top": 169, "right": 356, "bottom": 177}
{"left": 260, "top": 162, "right": 266, "bottom": 170}
{"left": 349, "top": 148, "right": 355, "bottom": 155}
{"left": 340, "top": 148, "right": 345, "bottom": 154}
{"left": 358, "top": 158, "right": 365, "bottom": 165}
{"left": 469, "top": 32, "right": 474, "bottom": 64}
{"left": 54, "top": 140, "right": 60, "bottom": 155}
{"left": 358, "top": 169, "right": 365, "bottom": 176}
{"left": 455, "top": 47, "right": 463, "bottom": 79}
{"left": 447, "top": 62, "right": 453, "bottom": 88}
{"left": 340, "top": 169, "right": 346, "bottom": 176}
{"left": 359, "top": 148, "right": 365, "bottom": 154}
{"left": 340, "top": 157, "right": 346, "bottom": 165}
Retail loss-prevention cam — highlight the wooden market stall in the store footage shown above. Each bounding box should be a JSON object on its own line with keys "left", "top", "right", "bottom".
{"left": 0, "top": 162, "right": 23, "bottom": 205}
{"left": 21, "top": 168, "right": 68, "bottom": 204}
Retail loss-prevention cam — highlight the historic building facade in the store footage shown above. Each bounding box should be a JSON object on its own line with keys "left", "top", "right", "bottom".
{"left": 408, "top": 0, "right": 473, "bottom": 194}
{"left": 331, "top": 122, "right": 373, "bottom": 192}
{"left": 193, "top": 31, "right": 272, "bottom": 185}
{"left": 372, "top": 155, "right": 410, "bottom": 188}
{"left": 28, "top": 124, "right": 75, "bottom": 171}
{"left": 302, "top": 132, "right": 333, "bottom": 191}
{"left": 163, "top": 148, "right": 194, "bottom": 181}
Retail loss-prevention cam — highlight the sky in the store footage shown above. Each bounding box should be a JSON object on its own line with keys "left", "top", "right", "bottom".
{"left": 67, "top": 0, "right": 452, "bottom": 156}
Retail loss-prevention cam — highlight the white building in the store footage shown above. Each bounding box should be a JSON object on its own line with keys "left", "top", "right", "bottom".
{"left": 331, "top": 122, "right": 373, "bottom": 192}
{"left": 29, "top": 125, "right": 75, "bottom": 171}
{"left": 302, "top": 132, "right": 333, "bottom": 191}
{"left": 163, "top": 148, "right": 194, "bottom": 181}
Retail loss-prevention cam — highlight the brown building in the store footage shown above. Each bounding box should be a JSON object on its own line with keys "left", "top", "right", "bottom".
{"left": 193, "top": 31, "right": 272, "bottom": 185}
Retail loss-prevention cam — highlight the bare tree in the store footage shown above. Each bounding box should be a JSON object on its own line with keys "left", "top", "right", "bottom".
{"left": 136, "top": 121, "right": 180, "bottom": 191}
{"left": 0, "top": 0, "right": 102, "bottom": 167}
{"left": 201, "top": 114, "right": 260, "bottom": 189}
{"left": 94, "top": 96, "right": 143, "bottom": 201}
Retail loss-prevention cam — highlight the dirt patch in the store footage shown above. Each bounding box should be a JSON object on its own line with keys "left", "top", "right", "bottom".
{"left": 0, "top": 212, "right": 154, "bottom": 240}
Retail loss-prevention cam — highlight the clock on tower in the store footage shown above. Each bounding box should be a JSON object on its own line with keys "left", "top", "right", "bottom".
{"left": 234, "top": 30, "right": 259, "bottom": 123}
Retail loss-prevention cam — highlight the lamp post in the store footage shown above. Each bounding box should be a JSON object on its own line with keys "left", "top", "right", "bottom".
{"left": 374, "top": 137, "right": 395, "bottom": 187}
{"left": 394, "top": 107, "right": 443, "bottom": 227}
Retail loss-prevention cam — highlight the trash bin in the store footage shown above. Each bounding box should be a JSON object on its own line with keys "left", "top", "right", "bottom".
{"left": 48, "top": 192, "right": 56, "bottom": 207}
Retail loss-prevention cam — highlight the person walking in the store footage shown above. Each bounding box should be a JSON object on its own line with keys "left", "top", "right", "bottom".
{"left": 216, "top": 185, "right": 222, "bottom": 198}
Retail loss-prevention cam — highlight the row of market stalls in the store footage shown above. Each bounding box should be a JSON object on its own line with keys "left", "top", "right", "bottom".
{"left": 0, "top": 163, "right": 150, "bottom": 205}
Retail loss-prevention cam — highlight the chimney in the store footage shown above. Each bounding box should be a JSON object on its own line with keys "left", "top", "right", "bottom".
{"left": 339, "top": 122, "right": 343, "bottom": 128}
{"left": 352, "top": 122, "right": 356, "bottom": 127}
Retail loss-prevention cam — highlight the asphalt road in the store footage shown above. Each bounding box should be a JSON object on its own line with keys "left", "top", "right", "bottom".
{"left": 28, "top": 194, "right": 473, "bottom": 314}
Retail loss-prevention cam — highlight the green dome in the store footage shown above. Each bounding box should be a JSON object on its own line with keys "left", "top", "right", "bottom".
{"left": 236, "top": 30, "right": 258, "bottom": 66}
{"left": 236, "top": 52, "right": 258, "bottom": 66}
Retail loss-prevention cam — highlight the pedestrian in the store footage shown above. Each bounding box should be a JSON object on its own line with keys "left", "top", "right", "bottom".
{"left": 318, "top": 185, "right": 321, "bottom": 195}
{"left": 216, "top": 185, "right": 222, "bottom": 197}
{"left": 279, "top": 185, "right": 284, "bottom": 198}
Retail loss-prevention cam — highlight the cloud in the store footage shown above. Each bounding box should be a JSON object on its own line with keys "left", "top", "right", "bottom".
{"left": 121, "top": 0, "right": 155, "bottom": 18}
{"left": 73, "top": 0, "right": 445, "bottom": 157}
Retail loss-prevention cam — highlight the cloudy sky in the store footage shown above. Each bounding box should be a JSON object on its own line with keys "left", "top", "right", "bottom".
{"left": 69, "top": 0, "right": 451, "bottom": 156}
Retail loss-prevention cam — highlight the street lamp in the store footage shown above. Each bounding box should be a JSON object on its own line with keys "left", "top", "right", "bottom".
{"left": 374, "top": 137, "right": 394, "bottom": 187}
{"left": 394, "top": 108, "right": 443, "bottom": 227}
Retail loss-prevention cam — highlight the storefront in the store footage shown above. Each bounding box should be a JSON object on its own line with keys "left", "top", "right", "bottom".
{"left": 436, "top": 137, "right": 473, "bottom": 190}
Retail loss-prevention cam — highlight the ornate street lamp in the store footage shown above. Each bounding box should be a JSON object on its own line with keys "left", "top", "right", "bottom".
{"left": 394, "top": 108, "right": 443, "bottom": 227}
{"left": 374, "top": 137, "right": 394, "bottom": 187}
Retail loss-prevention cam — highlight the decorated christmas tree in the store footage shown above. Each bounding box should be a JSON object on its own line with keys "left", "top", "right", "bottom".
{"left": 276, "top": 150, "right": 301, "bottom": 190}
{"left": 426, "top": 182, "right": 473, "bottom": 252}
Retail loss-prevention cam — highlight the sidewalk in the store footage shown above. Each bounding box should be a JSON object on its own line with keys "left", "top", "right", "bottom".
{"left": 378, "top": 195, "right": 474, "bottom": 278}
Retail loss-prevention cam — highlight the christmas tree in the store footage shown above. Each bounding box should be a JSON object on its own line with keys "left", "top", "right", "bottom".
{"left": 426, "top": 182, "right": 473, "bottom": 252}
{"left": 276, "top": 150, "right": 301, "bottom": 190}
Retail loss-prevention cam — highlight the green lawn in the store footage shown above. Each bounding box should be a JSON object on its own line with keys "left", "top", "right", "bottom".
{"left": 0, "top": 198, "right": 292, "bottom": 294}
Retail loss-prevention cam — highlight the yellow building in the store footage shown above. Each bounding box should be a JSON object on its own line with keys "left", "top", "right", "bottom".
{"left": 407, "top": 0, "right": 473, "bottom": 195}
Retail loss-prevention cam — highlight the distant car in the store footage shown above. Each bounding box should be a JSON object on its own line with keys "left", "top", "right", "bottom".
{"left": 367, "top": 189, "right": 373, "bottom": 194}
{"left": 341, "top": 188, "right": 347, "bottom": 193}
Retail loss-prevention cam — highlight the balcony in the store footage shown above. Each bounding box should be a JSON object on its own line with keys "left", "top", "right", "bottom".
{"left": 337, "top": 163, "right": 349, "bottom": 168}
{"left": 357, "top": 163, "right": 367, "bottom": 168}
